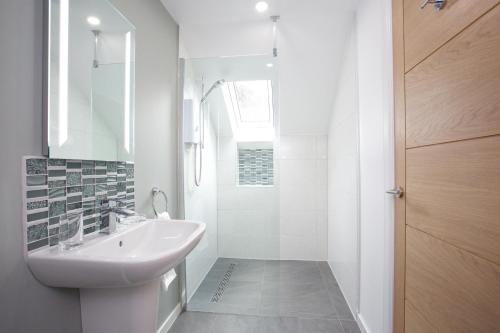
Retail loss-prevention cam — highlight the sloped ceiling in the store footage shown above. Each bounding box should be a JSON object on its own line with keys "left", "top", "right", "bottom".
{"left": 161, "top": 0, "right": 357, "bottom": 135}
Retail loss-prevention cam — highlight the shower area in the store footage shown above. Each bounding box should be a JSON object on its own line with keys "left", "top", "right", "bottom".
{"left": 176, "top": 52, "right": 353, "bottom": 322}
{"left": 180, "top": 54, "right": 282, "bottom": 314}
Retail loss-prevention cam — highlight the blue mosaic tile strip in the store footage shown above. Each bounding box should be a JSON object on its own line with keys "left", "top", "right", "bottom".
{"left": 23, "top": 157, "right": 135, "bottom": 252}
{"left": 27, "top": 175, "right": 47, "bottom": 186}
{"left": 26, "top": 159, "right": 47, "bottom": 175}
{"left": 27, "top": 200, "right": 48, "bottom": 211}
{"left": 238, "top": 148, "right": 274, "bottom": 186}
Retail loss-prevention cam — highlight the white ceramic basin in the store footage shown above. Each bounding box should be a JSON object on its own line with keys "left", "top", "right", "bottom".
{"left": 27, "top": 219, "right": 206, "bottom": 288}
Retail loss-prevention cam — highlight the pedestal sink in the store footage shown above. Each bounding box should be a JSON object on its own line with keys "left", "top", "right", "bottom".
{"left": 27, "top": 219, "right": 206, "bottom": 333}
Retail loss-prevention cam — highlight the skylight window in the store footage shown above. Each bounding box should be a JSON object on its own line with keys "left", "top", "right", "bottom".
{"left": 222, "top": 80, "right": 275, "bottom": 142}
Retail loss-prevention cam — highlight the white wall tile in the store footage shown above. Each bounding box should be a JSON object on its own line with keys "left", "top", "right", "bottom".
{"left": 217, "top": 160, "right": 236, "bottom": 185}
{"left": 279, "top": 210, "right": 316, "bottom": 238}
{"left": 279, "top": 135, "right": 316, "bottom": 160}
{"left": 316, "top": 212, "right": 328, "bottom": 260}
{"left": 217, "top": 134, "right": 280, "bottom": 259}
{"left": 217, "top": 135, "right": 236, "bottom": 161}
{"left": 280, "top": 181, "right": 317, "bottom": 211}
{"left": 280, "top": 159, "right": 316, "bottom": 186}
{"left": 277, "top": 134, "right": 329, "bottom": 260}
{"left": 315, "top": 135, "right": 328, "bottom": 159}
{"left": 216, "top": 132, "right": 328, "bottom": 261}
{"left": 280, "top": 234, "right": 318, "bottom": 260}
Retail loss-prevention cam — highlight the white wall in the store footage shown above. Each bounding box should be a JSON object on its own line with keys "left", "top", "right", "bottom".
{"left": 327, "top": 22, "right": 360, "bottom": 317}
{"left": 357, "top": 0, "right": 394, "bottom": 332}
{"left": 327, "top": 1, "right": 394, "bottom": 332}
{"left": 279, "top": 135, "right": 328, "bottom": 260}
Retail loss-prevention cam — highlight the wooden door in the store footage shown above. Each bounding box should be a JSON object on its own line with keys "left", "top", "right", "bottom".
{"left": 392, "top": 1, "right": 500, "bottom": 332}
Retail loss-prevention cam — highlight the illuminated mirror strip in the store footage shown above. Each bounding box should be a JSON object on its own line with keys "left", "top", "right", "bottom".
{"left": 58, "top": 0, "right": 69, "bottom": 146}
{"left": 124, "top": 31, "right": 131, "bottom": 153}
{"left": 47, "top": 0, "right": 52, "bottom": 146}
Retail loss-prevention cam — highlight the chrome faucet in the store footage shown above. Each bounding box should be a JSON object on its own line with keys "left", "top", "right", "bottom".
{"left": 100, "top": 199, "right": 143, "bottom": 234}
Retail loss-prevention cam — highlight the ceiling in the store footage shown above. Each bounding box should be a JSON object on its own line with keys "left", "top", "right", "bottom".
{"left": 161, "top": 0, "right": 358, "bottom": 135}
{"left": 161, "top": 0, "right": 357, "bottom": 25}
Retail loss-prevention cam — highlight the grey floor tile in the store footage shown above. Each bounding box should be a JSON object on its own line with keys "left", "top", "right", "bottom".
{"left": 219, "top": 281, "right": 262, "bottom": 306}
{"left": 196, "top": 274, "right": 221, "bottom": 289}
{"left": 298, "top": 318, "right": 344, "bottom": 333}
{"left": 340, "top": 320, "right": 362, "bottom": 333}
{"left": 230, "top": 265, "right": 265, "bottom": 283}
{"left": 186, "top": 259, "right": 355, "bottom": 323}
{"left": 318, "top": 263, "right": 355, "bottom": 320}
{"left": 253, "top": 317, "right": 299, "bottom": 333}
{"left": 215, "top": 258, "right": 264, "bottom": 269}
{"left": 210, "top": 314, "right": 260, "bottom": 333}
{"left": 188, "top": 289, "right": 213, "bottom": 305}
{"left": 260, "top": 292, "right": 337, "bottom": 319}
{"left": 264, "top": 261, "right": 319, "bottom": 274}
{"left": 169, "top": 312, "right": 216, "bottom": 333}
{"left": 317, "top": 262, "right": 339, "bottom": 288}
{"left": 189, "top": 302, "right": 261, "bottom": 316}
{"left": 263, "top": 261, "right": 323, "bottom": 286}
{"left": 261, "top": 281, "right": 324, "bottom": 300}
{"left": 264, "top": 270, "right": 323, "bottom": 287}
{"left": 327, "top": 288, "right": 354, "bottom": 320}
{"left": 205, "top": 268, "right": 230, "bottom": 281}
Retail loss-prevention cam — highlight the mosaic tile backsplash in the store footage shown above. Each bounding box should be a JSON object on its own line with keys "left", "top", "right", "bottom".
{"left": 23, "top": 157, "right": 135, "bottom": 252}
{"left": 238, "top": 148, "right": 274, "bottom": 186}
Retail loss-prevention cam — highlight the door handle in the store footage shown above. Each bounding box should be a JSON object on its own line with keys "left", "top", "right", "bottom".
{"left": 386, "top": 186, "right": 404, "bottom": 198}
{"left": 420, "top": 0, "right": 446, "bottom": 10}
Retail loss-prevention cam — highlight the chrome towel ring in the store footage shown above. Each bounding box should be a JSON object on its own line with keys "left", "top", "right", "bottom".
{"left": 152, "top": 187, "right": 168, "bottom": 217}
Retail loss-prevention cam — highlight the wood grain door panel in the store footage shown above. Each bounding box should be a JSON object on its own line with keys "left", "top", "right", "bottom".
{"left": 406, "top": 135, "right": 500, "bottom": 265}
{"left": 403, "top": 0, "right": 498, "bottom": 71}
{"left": 406, "top": 227, "right": 500, "bottom": 333}
{"left": 406, "top": 4, "right": 500, "bottom": 148}
{"left": 405, "top": 301, "right": 437, "bottom": 333}
{"left": 395, "top": 0, "right": 500, "bottom": 331}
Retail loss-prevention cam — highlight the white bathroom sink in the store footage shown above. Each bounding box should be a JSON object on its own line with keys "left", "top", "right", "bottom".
{"left": 27, "top": 219, "right": 206, "bottom": 288}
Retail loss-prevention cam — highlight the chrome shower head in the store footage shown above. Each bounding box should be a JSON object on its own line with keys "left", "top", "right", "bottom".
{"left": 201, "top": 79, "right": 226, "bottom": 103}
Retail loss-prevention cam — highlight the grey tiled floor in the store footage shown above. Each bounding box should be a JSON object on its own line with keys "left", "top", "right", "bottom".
{"left": 169, "top": 259, "right": 361, "bottom": 333}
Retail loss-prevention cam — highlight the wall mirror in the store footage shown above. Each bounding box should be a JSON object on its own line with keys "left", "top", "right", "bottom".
{"left": 44, "top": 0, "right": 135, "bottom": 161}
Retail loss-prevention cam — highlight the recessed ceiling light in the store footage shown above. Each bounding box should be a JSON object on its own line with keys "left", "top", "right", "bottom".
{"left": 255, "top": 1, "right": 269, "bottom": 13}
{"left": 87, "top": 16, "right": 101, "bottom": 26}
{"left": 266, "top": 63, "right": 274, "bottom": 68}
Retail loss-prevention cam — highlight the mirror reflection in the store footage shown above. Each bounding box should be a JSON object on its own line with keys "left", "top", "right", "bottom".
{"left": 47, "top": 0, "right": 135, "bottom": 161}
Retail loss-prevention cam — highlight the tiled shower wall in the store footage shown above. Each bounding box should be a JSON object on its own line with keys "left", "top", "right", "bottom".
{"left": 23, "top": 157, "right": 135, "bottom": 252}
{"left": 217, "top": 136, "right": 279, "bottom": 259}
{"left": 279, "top": 135, "right": 328, "bottom": 260}
{"left": 238, "top": 148, "right": 274, "bottom": 186}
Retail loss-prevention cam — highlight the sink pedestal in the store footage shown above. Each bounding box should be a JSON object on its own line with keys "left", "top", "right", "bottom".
{"left": 80, "top": 278, "right": 161, "bottom": 333}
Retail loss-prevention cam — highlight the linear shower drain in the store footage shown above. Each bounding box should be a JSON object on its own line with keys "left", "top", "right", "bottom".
{"left": 210, "top": 263, "right": 236, "bottom": 303}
